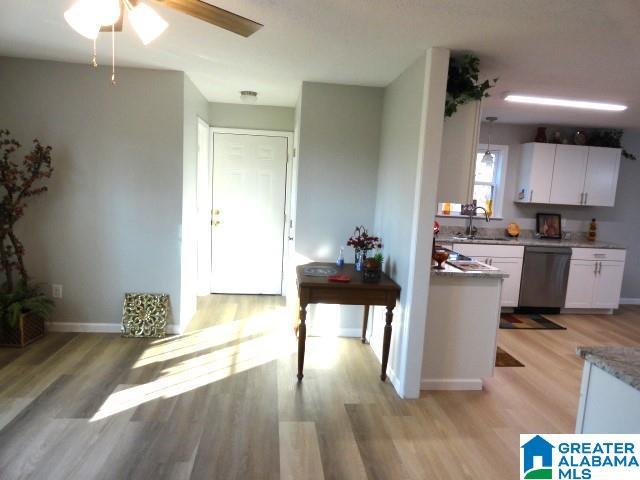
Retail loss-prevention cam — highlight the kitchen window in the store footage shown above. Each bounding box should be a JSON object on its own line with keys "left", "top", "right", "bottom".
{"left": 472, "top": 144, "right": 508, "bottom": 218}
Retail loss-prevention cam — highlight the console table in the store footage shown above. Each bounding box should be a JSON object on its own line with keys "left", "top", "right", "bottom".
{"left": 295, "top": 263, "right": 400, "bottom": 382}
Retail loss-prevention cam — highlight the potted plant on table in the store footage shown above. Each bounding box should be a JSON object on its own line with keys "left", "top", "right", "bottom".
{"left": 347, "top": 226, "right": 382, "bottom": 272}
{"left": 363, "top": 251, "right": 384, "bottom": 283}
{"left": 0, "top": 130, "right": 54, "bottom": 347}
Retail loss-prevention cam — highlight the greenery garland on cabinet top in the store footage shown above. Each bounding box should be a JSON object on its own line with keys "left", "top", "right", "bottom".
{"left": 445, "top": 54, "right": 498, "bottom": 117}
{"left": 588, "top": 129, "right": 636, "bottom": 161}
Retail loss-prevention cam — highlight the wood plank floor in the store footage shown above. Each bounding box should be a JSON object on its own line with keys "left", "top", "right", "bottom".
{"left": 0, "top": 297, "right": 639, "bottom": 479}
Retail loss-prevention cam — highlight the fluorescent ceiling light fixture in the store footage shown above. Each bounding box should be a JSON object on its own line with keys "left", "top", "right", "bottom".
{"left": 128, "top": 2, "right": 168, "bottom": 45}
{"left": 504, "top": 95, "right": 627, "bottom": 112}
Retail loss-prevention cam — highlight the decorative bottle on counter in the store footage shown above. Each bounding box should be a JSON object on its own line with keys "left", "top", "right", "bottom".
{"left": 336, "top": 246, "right": 345, "bottom": 268}
{"left": 588, "top": 218, "right": 597, "bottom": 242}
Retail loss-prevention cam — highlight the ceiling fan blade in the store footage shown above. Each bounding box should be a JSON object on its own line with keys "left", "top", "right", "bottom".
{"left": 151, "top": 0, "right": 263, "bottom": 37}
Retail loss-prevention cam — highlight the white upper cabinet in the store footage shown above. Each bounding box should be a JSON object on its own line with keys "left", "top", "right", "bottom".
{"left": 437, "top": 101, "right": 481, "bottom": 204}
{"left": 549, "top": 145, "right": 589, "bottom": 205}
{"left": 516, "top": 143, "right": 621, "bottom": 207}
{"left": 583, "top": 147, "right": 621, "bottom": 207}
{"left": 517, "top": 143, "right": 556, "bottom": 203}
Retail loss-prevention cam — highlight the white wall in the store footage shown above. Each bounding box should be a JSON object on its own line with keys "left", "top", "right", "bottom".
{"left": 180, "top": 76, "right": 210, "bottom": 331}
{"left": 0, "top": 57, "right": 186, "bottom": 330}
{"left": 372, "top": 48, "right": 449, "bottom": 398}
{"left": 439, "top": 122, "right": 640, "bottom": 299}
{"left": 295, "top": 82, "right": 384, "bottom": 335}
{"left": 209, "top": 102, "right": 294, "bottom": 131}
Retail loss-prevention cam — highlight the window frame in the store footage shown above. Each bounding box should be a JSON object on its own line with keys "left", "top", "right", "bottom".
{"left": 473, "top": 143, "right": 509, "bottom": 219}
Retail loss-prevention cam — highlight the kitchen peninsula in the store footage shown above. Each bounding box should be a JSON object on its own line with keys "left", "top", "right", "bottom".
{"left": 422, "top": 253, "right": 507, "bottom": 391}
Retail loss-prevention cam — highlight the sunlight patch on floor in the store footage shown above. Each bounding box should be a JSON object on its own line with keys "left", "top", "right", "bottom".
{"left": 91, "top": 306, "right": 295, "bottom": 422}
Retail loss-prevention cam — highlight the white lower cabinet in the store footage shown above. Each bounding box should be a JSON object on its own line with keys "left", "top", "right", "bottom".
{"left": 452, "top": 244, "right": 524, "bottom": 307}
{"left": 565, "top": 249, "right": 626, "bottom": 309}
{"left": 565, "top": 261, "right": 597, "bottom": 308}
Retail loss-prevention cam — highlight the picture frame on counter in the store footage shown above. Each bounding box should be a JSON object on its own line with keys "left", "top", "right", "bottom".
{"left": 536, "top": 213, "right": 562, "bottom": 239}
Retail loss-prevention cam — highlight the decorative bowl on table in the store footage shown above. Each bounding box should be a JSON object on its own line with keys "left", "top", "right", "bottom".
{"left": 432, "top": 249, "right": 449, "bottom": 270}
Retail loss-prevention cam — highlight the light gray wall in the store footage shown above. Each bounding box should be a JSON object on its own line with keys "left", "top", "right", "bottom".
{"left": 439, "top": 121, "right": 640, "bottom": 298}
{"left": 295, "top": 82, "right": 383, "bottom": 333}
{"left": 0, "top": 57, "right": 186, "bottom": 328}
{"left": 208, "top": 102, "right": 294, "bottom": 131}
{"left": 372, "top": 49, "right": 449, "bottom": 398}
{"left": 181, "top": 76, "right": 209, "bottom": 328}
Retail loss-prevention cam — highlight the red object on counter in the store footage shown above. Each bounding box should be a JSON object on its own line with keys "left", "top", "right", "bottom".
{"left": 328, "top": 274, "right": 352, "bottom": 283}
{"left": 433, "top": 220, "right": 440, "bottom": 235}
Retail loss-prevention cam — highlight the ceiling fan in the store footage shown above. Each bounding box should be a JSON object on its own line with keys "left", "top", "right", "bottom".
{"left": 65, "top": 0, "right": 263, "bottom": 40}
{"left": 65, "top": 0, "right": 262, "bottom": 83}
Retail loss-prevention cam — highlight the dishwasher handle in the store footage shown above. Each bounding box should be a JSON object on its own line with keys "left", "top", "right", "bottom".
{"left": 524, "top": 246, "right": 572, "bottom": 256}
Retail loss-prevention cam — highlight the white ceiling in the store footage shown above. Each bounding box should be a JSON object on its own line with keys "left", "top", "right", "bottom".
{"left": 2, "top": 0, "right": 640, "bottom": 127}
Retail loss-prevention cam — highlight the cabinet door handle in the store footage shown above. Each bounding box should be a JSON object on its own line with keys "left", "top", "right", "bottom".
{"left": 529, "top": 190, "right": 533, "bottom": 202}
{"left": 598, "top": 261, "right": 602, "bottom": 274}
{"left": 580, "top": 193, "right": 584, "bottom": 204}
{"left": 594, "top": 262, "right": 598, "bottom": 275}
{"left": 584, "top": 192, "right": 588, "bottom": 205}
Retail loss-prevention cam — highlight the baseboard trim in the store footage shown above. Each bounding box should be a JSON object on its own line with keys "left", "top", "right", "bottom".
{"left": 47, "top": 322, "right": 180, "bottom": 335}
{"left": 620, "top": 298, "right": 640, "bottom": 305}
{"left": 421, "top": 378, "right": 483, "bottom": 391}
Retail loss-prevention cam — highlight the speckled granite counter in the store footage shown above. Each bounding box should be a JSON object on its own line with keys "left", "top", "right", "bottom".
{"left": 578, "top": 346, "right": 640, "bottom": 392}
{"left": 431, "top": 261, "right": 509, "bottom": 278}
{"left": 438, "top": 235, "right": 625, "bottom": 249}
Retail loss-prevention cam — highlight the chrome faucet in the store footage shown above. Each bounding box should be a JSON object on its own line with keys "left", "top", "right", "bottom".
{"left": 465, "top": 205, "right": 490, "bottom": 237}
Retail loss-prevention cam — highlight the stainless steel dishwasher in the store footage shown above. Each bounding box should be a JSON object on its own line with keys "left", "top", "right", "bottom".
{"left": 518, "top": 246, "right": 572, "bottom": 311}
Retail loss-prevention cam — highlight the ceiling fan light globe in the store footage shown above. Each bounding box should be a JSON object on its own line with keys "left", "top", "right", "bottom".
{"left": 64, "top": 0, "right": 101, "bottom": 40}
{"left": 129, "top": 3, "right": 169, "bottom": 45}
{"left": 94, "top": 0, "right": 122, "bottom": 26}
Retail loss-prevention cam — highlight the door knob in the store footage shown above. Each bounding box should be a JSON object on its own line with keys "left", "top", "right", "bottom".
{"left": 212, "top": 220, "right": 222, "bottom": 226}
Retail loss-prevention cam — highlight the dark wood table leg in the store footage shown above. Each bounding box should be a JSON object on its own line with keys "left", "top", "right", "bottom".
{"left": 297, "top": 303, "right": 307, "bottom": 381}
{"left": 381, "top": 306, "right": 394, "bottom": 381}
{"left": 361, "top": 305, "right": 370, "bottom": 343}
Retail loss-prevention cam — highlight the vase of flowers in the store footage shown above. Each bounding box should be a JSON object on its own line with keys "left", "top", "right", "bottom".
{"left": 347, "top": 226, "right": 382, "bottom": 272}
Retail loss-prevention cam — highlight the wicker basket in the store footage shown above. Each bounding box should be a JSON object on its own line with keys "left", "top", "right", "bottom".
{"left": 0, "top": 312, "right": 45, "bottom": 348}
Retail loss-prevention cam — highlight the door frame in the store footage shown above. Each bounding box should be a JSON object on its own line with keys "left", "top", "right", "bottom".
{"left": 210, "top": 127, "right": 295, "bottom": 296}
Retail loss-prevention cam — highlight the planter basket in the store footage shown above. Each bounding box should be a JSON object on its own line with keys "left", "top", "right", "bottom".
{"left": 0, "top": 312, "right": 45, "bottom": 348}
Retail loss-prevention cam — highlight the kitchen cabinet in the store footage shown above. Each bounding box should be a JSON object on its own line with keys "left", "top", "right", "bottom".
{"left": 516, "top": 143, "right": 556, "bottom": 203}
{"left": 549, "top": 145, "right": 589, "bottom": 205}
{"left": 565, "top": 248, "right": 626, "bottom": 309}
{"left": 583, "top": 147, "right": 621, "bottom": 207}
{"left": 452, "top": 244, "right": 524, "bottom": 307}
{"left": 516, "top": 143, "right": 621, "bottom": 207}
{"left": 437, "top": 101, "right": 481, "bottom": 204}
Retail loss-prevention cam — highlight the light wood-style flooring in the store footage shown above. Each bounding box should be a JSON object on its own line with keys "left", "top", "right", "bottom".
{"left": 0, "top": 296, "right": 639, "bottom": 479}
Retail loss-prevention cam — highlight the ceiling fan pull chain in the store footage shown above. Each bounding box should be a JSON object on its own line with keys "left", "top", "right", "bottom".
{"left": 111, "top": 24, "right": 117, "bottom": 86}
{"left": 91, "top": 38, "right": 98, "bottom": 68}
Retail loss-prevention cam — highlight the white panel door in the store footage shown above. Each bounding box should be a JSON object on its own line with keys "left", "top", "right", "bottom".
{"left": 211, "top": 133, "right": 288, "bottom": 294}
{"left": 592, "top": 261, "right": 625, "bottom": 309}
{"left": 584, "top": 147, "right": 621, "bottom": 207}
{"left": 526, "top": 143, "right": 556, "bottom": 203}
{"left": 489, "top": 258, "right": 523, "bottom": 307}
{"left": 549, "top": 145, "right": 589, "bottom": 205}
{"left": 565, "top": 260, "right": 596, "bottom": 308}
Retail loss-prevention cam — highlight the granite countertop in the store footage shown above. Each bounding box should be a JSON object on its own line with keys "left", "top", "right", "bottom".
{"left": 438, "top": 235, "right": 625, "bottom": 250}
{"left": 577, "top": 346, "right": 640, "bottom": 392}
{"left": 431, "top": 261, "right": 509, "bottom": 279}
